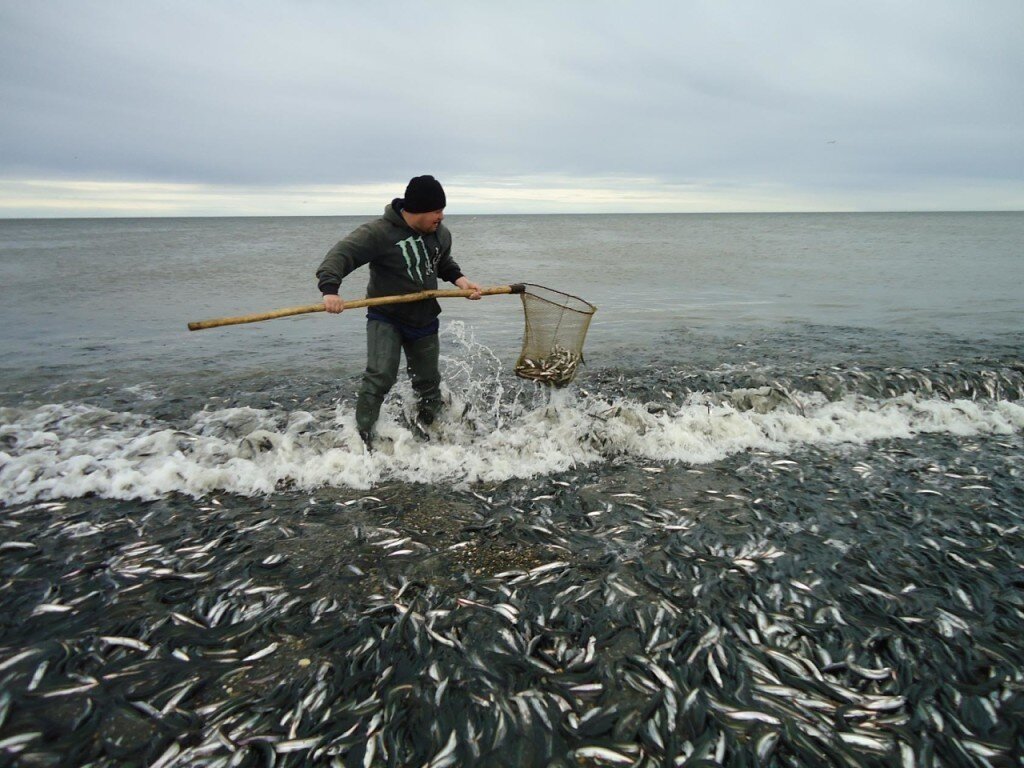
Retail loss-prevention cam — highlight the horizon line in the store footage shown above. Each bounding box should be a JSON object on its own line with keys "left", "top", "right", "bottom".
{"left": 2, "top": 209, "right": 1021, "bottom": 222}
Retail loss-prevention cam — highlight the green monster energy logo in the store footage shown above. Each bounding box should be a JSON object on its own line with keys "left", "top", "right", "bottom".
{"left": 395, "top": 235, "right": 434, "bottom": 284}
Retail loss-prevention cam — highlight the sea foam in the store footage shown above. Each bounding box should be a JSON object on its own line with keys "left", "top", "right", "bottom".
{"left": 1, "top": 388, "right": 1021, "bottom": 504}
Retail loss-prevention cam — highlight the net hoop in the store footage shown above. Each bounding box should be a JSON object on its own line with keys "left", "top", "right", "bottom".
{"left": 520, "top": 283, "right": 597, "bottom": 317}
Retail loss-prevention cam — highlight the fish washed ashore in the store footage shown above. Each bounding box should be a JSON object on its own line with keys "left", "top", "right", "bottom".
{"left": 1, "top": 327, "right": 1023, "bottom": 766}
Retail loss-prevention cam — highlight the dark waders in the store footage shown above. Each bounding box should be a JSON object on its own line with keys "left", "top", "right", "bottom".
{"left": 355, "top": 319, "right": 441, "bottom": 435}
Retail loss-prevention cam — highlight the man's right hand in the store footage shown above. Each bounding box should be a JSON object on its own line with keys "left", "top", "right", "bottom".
{"left": 323, "top": 295, "right": 345, "bottom": 314}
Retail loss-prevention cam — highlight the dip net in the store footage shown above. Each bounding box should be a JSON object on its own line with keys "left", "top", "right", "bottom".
{"left": 514, "top": 284, "right": 597, "bottom": 387}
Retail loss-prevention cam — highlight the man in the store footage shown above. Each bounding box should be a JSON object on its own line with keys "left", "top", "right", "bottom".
{"left": 316, "top": 175, "right": 482, "bottom": 448}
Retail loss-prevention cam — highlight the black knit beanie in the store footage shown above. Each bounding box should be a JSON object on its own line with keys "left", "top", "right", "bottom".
{"left": 402, "top": 175, "right": 447, "bottom": 213}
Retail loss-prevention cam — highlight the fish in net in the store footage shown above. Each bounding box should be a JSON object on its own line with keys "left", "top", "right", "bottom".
{"left": 514, "top": 284, "right": 597, "bottom": 387}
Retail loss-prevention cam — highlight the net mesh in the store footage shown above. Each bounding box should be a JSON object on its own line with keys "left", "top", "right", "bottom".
{"left": 515, "top": 284, "right": 597, "bottom": 387}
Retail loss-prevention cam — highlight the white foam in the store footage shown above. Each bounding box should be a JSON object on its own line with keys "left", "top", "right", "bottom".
{"left": 1, "top": 388, "right": 1022, "bottom": 504}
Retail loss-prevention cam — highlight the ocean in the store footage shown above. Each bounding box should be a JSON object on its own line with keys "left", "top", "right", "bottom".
{"left": 1, "top": 212, "right": 1022, "bottom": 766}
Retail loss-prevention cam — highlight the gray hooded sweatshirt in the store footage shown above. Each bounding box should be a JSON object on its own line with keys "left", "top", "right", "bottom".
{"left": 316, "top": 200, "right": 465, "bottom": 327}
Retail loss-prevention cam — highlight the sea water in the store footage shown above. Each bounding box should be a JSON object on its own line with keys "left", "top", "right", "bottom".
{"left": 1, "top": 212, "right": 1021, "bottom": 499}
{"left": 0, "top": 212, "right": 1022, "bottom": 765}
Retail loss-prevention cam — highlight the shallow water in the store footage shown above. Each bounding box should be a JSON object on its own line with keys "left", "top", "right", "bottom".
{"left": 1, "top": 213, "right": 1022, "bottom": 765}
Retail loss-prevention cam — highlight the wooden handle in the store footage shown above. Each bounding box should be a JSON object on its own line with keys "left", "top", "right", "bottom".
{"left": 187, "top": 284, "right": 525, "bottom": 331}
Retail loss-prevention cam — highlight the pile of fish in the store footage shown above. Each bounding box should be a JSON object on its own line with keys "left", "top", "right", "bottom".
{"left": 1, "top": 353, "right": 1023, "bottom": 766}
{"left": 515, "top": 346, "right": 583, "bottom": 387}
{"left": 1, "top": 419, "right": 1022, "bottom": 766}
{"left": 590, "top": 356, "right": 1024, "bottom": 406}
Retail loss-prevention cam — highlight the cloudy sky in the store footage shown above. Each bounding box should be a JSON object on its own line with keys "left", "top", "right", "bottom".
{"left": 1, "top": 1, "right": 1021, "bottom": 216}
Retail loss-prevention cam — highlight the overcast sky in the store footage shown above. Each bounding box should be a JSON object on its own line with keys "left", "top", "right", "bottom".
{"left": 1, "top": 1, "right": 1021, "bottom": 216}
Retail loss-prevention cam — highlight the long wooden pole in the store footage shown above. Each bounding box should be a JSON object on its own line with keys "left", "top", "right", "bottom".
{"left": 187, "top": 284, "right": 525, "bottom": 331}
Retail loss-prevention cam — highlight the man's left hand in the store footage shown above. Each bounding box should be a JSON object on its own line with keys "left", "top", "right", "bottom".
{"left": 456, "top": 277, "right": 483, "bottom": 299}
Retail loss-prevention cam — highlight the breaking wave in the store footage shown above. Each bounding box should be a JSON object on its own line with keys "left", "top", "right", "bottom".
{"left": 2, "top": 379, "right": 1022, "bottom": 504}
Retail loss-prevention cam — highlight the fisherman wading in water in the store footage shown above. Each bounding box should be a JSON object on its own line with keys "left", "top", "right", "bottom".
{"left": 316, "top": 175, "right": 481, "bottom": 449}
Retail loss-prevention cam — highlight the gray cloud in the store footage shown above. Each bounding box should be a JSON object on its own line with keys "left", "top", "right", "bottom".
{"left": 1, "top": 0, "right": 1022, "bottom": 210}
